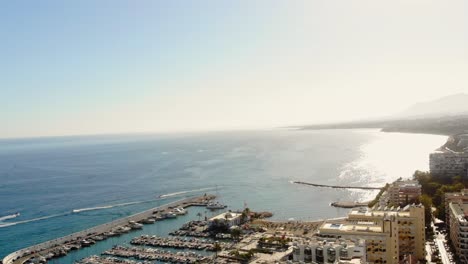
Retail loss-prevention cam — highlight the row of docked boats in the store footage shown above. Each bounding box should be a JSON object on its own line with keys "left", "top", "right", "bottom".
{"left": 102, "top": 245, "right": 210, "bottom": 263}
{"left": 130, "top": 235, "right": 224, "bottom": 251}
{"left": 76, "top": 255, "right": 152, "bottom": 264}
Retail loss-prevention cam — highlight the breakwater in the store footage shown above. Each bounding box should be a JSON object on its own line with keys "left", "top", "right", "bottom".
{"left": 293, "top": 181, "right": 382, "bottom": 190}
{"left": 2, "top": 195, "right": 215, "bottom": 264}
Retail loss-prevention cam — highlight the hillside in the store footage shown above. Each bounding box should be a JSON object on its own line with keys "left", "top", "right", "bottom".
{"left": 397, "top": 93, "right": 468, "bottom": 118}
{"left": 300, "top": 94, "right": 468, "bottom": 136}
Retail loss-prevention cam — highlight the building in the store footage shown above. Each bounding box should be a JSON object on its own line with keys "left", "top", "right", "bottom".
{"left": 448, "top": 200, "right": 468, "bottom": 263}
{"left": 319, "top": 217, "right": 399, "bottom": 263}
{"left": 387, "top": 180, "right": 422, "bottom": 206}
{"left": 292, "top": 237, "right": 365, "bottom": 263}
{"left": 318, "top": 204, "right": 425, "bottom": 263}
{"left": 208, "top": 211, "right": 242, "bottom": 228}
{"left": 445, "top": 189, "right": 468, "bottom": 227}
{"left": 430, "top": 151, "right": 468, "bottom": 178}
{"left": 430, "top": 134, "right": 468, "bottom": 178}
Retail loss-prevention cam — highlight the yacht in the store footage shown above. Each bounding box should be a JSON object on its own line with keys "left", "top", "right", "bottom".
{"left": 162, "top": 212, "right": 177, "bottom": 218}
{"left": 173, "top": 207, "right": 187, "bottom": 215}
{"left": 129, "top": 221, "right": 144, "bottom": 229}
{"left": 141, "top": 218, "right": 156, "bottom": 224}
{"left": 206, "top": 201, "right": 227, "bottom": 210}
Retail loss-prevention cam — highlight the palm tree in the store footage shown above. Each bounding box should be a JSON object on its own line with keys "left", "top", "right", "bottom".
{"left": 196, "top": 212, "right": 202, "bottom": 221}
{"left": 231, "top": 228, "right": 241, "bottom": 241}
{"left": 214, "top": 241, "right": 222, "bottom": 258}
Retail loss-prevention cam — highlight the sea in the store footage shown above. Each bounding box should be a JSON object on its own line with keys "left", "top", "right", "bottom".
{"left": 0, "top": 129, "right": 447, "bottom": 261}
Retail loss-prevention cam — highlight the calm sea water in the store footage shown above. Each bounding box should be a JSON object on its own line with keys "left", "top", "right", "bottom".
{"left": 0, "top": 129, "right": 446, "bottom": 259}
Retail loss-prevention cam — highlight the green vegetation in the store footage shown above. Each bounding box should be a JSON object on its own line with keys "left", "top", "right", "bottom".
{"left": 230, "top": 228, "right": 242, "bottom": 241}
{"left": 413, "top": 170, "right": 465, "bottom": 224}
{"left": 368, "top": 183, "right": 390, "bottom": 208}
{"left": 258, "top": 236, "right": 291, "bottom": 249}
{"left": 229, "top": 249, "right": 255, "bottom": 263}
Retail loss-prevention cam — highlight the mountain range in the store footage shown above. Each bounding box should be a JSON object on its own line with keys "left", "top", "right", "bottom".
{"left": 301, "top": 93, "right": 468, "bottom": 136}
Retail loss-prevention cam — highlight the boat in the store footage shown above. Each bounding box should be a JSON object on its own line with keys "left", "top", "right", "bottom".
{"left": 206, "top": 185, "right": 227, "bottom": 210}
{"left": 206, "top": 201, "right": 227, "bottom": 210}
{"left": 162, "top": 212, "right": 177, "bottom": 218}
{"left": 113, "top": 226, "right": 131, "bottom": 234}
{"left": 141, "top": 218, "right": 156, "bottom": 224}
{"left": 129, "top": 221, "right": 143, "bottom": 229}
{"left": 173, "top": 207, "right": 187, "bottom": 215}
{"left": 80, "top": 239, "right": 95, "bottom": 247}
{"left": 93, "top": 235, "right": 105, "bottom": 241}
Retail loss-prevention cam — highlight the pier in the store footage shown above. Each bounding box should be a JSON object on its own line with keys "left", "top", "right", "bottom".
{"left": 293, "top": 181, "right": 382, "bottom": 190}
{"left": 2, "top": 195, "right": 215, "bottom": 264}
{"left": 330, "top": 201, "right": 370, "bottom": 208}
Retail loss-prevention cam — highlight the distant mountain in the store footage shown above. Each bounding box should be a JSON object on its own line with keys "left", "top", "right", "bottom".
{"left": 299, "top": 93, "right": 468, "bottom": 136}
{"left": 397, "top": 93, "right": 468, "bottom": 118}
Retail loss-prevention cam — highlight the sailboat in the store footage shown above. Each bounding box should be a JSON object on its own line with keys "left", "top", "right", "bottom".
{"left": 206, "top": 185, "right": 227, "bottom": 210}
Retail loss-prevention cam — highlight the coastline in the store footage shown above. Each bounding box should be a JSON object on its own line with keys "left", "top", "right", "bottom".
{"left": 2, "top": 195, "right": 215, "bottom": 264}
{"left": 0, "top": 129, "right": 446, "bottom": 260}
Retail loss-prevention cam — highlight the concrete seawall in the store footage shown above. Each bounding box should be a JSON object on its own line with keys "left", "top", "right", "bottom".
{"left": 2, "top": 195, "right": 214, "bottom": 264}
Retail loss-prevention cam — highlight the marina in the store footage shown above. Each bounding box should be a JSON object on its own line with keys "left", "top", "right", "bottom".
{"left": 2, "top": 195, "right": 216, "bottom": 264}
{"left": 101, "top": 246, "right": 210, "bottom": 263}
{"left": 130, "top": 235, "right": 229, "bottom": 251}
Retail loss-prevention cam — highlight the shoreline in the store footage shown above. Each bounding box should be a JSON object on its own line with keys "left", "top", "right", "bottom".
{"left": 2, "top": 195, "right": 215, "bottom": 264}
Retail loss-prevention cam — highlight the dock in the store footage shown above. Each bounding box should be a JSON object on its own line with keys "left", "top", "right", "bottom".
{"left": 293, "top": 181, "right": 382, "bottom": 190}
{"left": 330, "top": 201, "right": 370, "bottom": 208}
{"left": 2, "top": 195, "right": 215, "bottom": 264}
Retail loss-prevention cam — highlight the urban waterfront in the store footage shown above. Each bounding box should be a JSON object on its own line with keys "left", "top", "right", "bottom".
{"left": 0, "top": 129, "right": 446, "bottom": 259}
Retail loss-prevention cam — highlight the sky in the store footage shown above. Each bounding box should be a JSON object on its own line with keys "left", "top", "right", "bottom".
{"left": 1, "top": 0, "right": 467, "bottom": 138}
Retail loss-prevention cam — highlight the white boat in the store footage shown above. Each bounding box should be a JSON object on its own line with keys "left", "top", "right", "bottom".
{"left": 207, "top": 201, "right": 227, "bottom": 210}
{"left": 113, "top": 226, "right": 131, "bottom": 234}
{"left": 141, "top": 218, "right": 156, "bottom": 224}
{"left": 129, "top": 221, "right": 143, "bottom": 229}
{"left": 173, "top": 207, "right": 187, "bottom": 215}
{"left": 162, "top": 212, "right": 177, "bottom": 218}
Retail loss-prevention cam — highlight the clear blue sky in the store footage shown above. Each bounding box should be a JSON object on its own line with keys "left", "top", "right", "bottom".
{"left": 1, "top": 1, "right": 467, "bottom": 138}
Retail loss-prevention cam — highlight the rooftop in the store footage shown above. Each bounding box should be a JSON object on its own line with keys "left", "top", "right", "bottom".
{"left": 320, "top": 222, "right": 383, "bottom": 234}
{"left": 209, "top": 212, "right": 242, "bottom": 221}
{"left": 449, "top": 202, "right": 468, "bottom": 223}
{"left": 348, "top": 204, "right": 422, "bottom": 218}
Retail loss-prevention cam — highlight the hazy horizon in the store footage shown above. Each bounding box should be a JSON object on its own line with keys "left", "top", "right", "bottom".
{"left": 2, "top": 1, "right": 468, "bottom": 138}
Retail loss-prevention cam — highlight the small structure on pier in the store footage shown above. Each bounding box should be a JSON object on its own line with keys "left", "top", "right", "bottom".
{"left": 209, "top": 211, "right": 242, "bottom": 228}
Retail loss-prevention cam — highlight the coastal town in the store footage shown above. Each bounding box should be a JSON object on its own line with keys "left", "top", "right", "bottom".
{"left": 1, "top": 133, "right": 467, "bottom": 264}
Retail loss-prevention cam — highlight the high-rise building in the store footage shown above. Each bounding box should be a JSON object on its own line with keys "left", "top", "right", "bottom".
{"left": 448, "top": 200, "right": 468, "bottom": 263}
{"left": 317, "top": 204, "right": 425, "bottom": 263}
{"left": 387, "top": 180, "right": 422, "bottom": 206}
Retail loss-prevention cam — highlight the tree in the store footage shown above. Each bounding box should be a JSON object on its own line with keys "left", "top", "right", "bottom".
{"left": 231, "top": 228, "right": 241, "bottom": 241}
{"left": 420, "top": 194, "right": 433, "bottom": 227}
{"left": 214, "top": 241, "right": 222, "bottom": 257}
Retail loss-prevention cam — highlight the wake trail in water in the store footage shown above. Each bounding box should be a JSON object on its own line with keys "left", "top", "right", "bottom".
{"left": 72, "top": 199, "right": 156, "bottom": 213}
{"left": 158, "top": 187, "right": 217, "bottom": 198}
{"left": 0, "top": 187, "right": 220, "bottom": 227}
{"left": 0, "top": 213, "right": 20, "bottom": 222}
{"left": 73, "top": 187, "right": 218, "bottom": 213}
{"left": 0, "top": 212, "right": 69, "bottom": 228}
